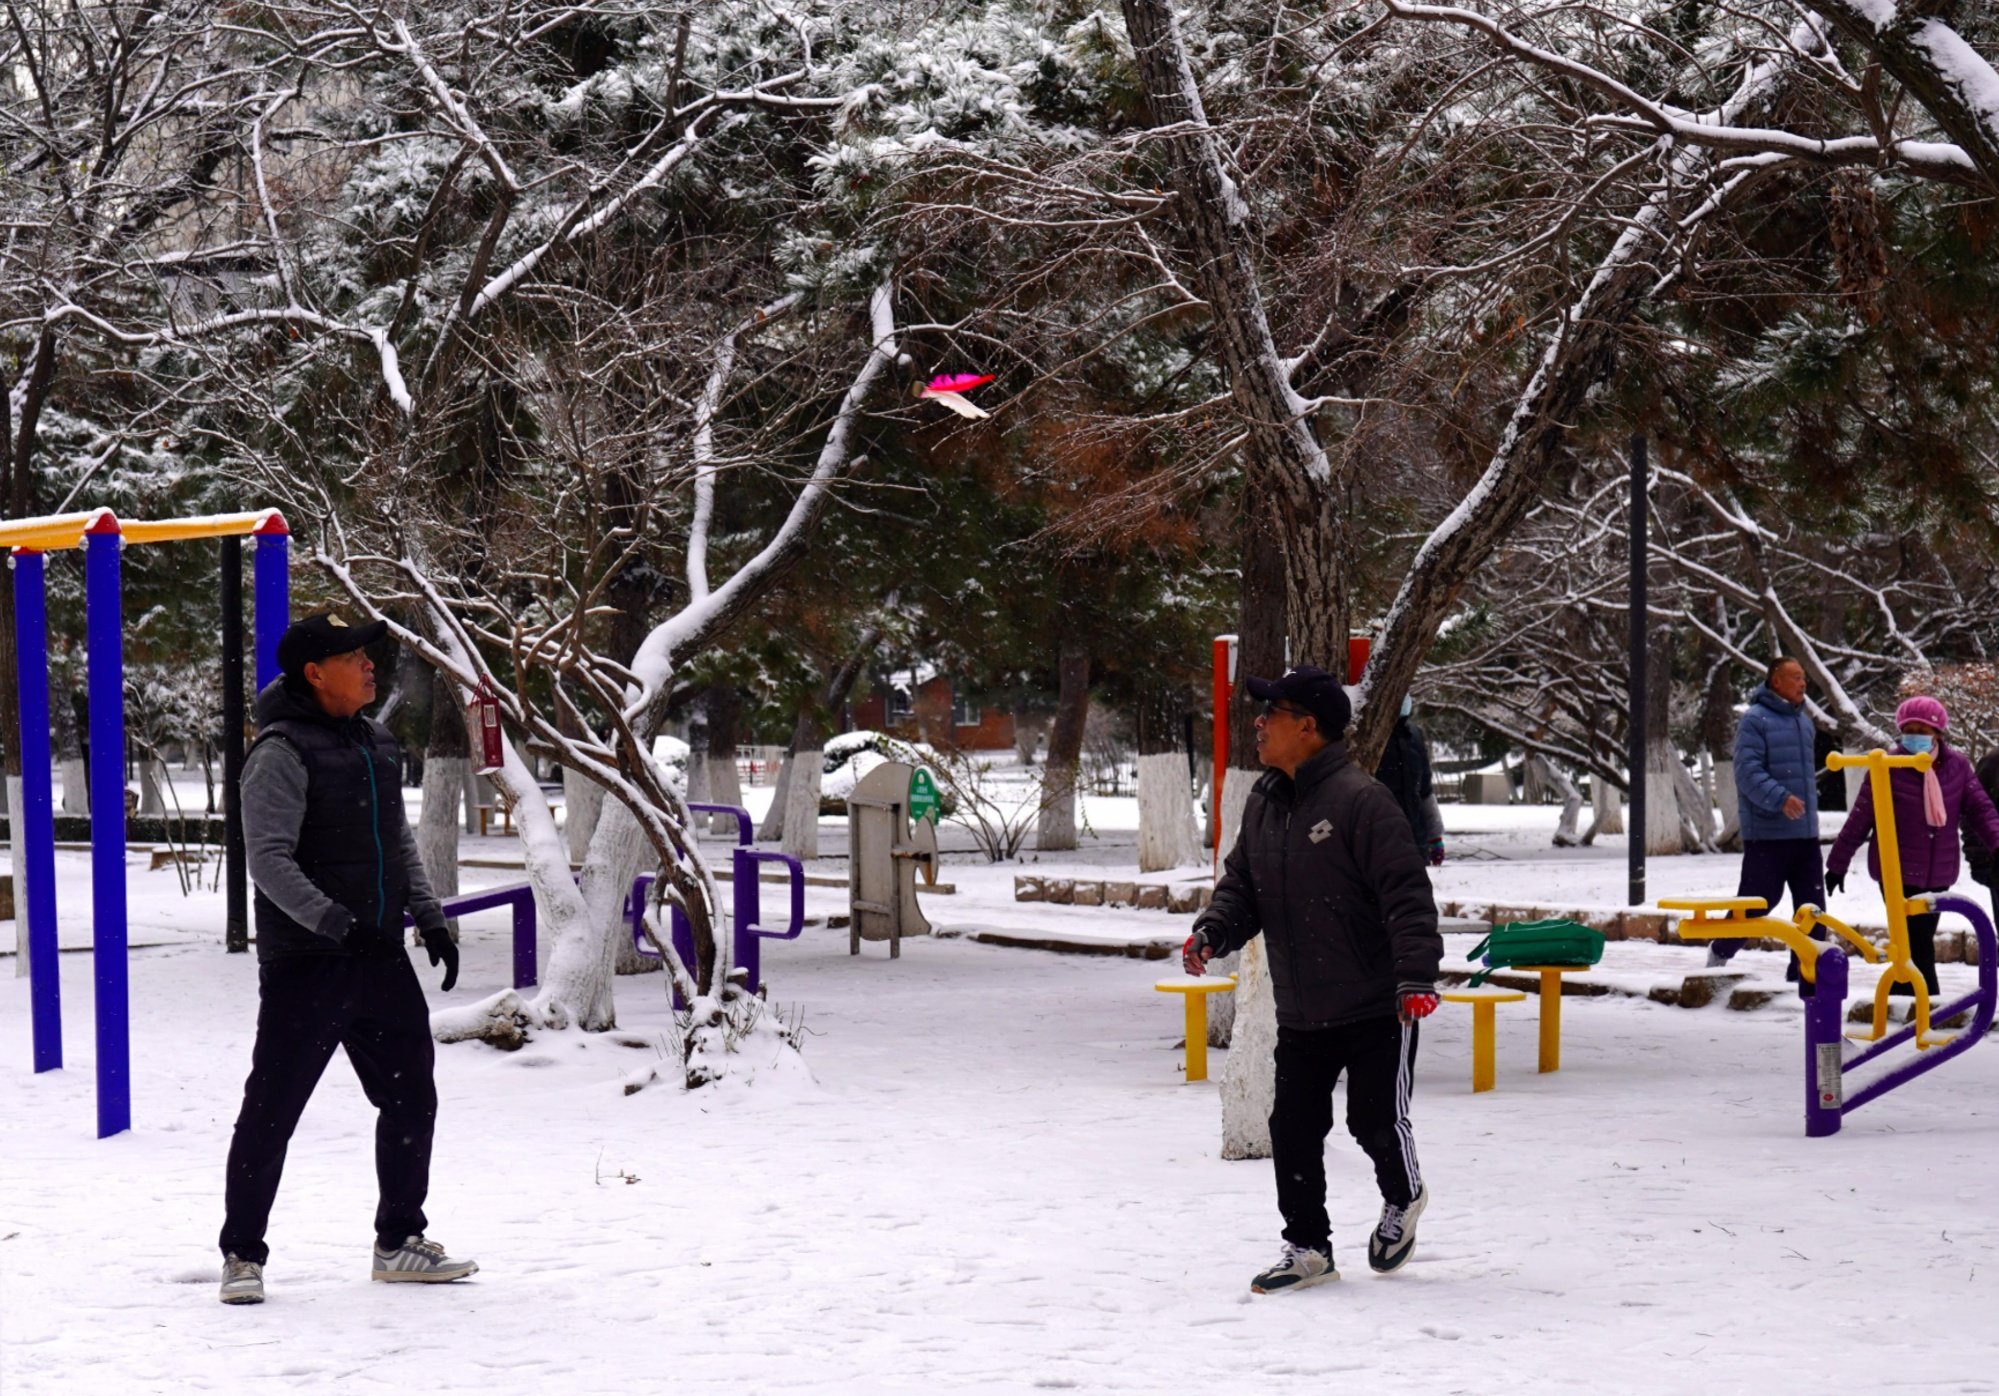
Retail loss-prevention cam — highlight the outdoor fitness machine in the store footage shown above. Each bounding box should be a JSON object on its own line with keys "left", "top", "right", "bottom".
{"left": 629, "top": 801, "right": 806, "bottom": 998}
{"left": 14, "top": 507, "right": 289, "bottom": 1138}
{"left": 1663, "top": 746, "right": 1998, "bottom": 1137}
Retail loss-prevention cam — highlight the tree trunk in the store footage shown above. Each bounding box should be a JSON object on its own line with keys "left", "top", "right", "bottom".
{"left": 1119, "top": 0, "right": 1348, "bottom": 673}
{"left": 705, "top": 684, "right": 745, "bottom": 833}
{"left": 55, "top": 684, "right": 86, "bottom": 817}
{"left": 1213, "top": 498, "right": 1286, "bottom": 1068}
{"left": 420, "top": 668, "right": 467, "bottom": 934}
{"left": 1136, "top": 685, "right": 1201, "bottom": 872}
{"left": 1701, "top": 636, "right": 1742, "bottom": 851}
{"left": 1219, "top": 936, "right": 1277, "bottom": 1159}
{"left": 782, "top": 700, "right": 825, "bottom": 861}
{"left": 1644, "top": 615, "right": 1684, "bottom": 855}
{"left": 1036, "top": 647, "right": 1090, "bottom": 852}
{"left": 759, "top": 751, "right": 794, "bottom": 842}
{"left": 138, "top": 759, "right": 169, "bottom": 816}
{"left": 1584, "top": 771, "right": 1623, "bottom": 843}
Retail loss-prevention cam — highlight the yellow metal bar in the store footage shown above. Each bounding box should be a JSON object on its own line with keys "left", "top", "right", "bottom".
{"left": 1827, "top": 749, "right": 1939, "bottom": 1044}
{"left": 0, "top": 512, "right": 94, "bottom": 552}
{"left": 1184, "top": 993, "right": 1208, "bottom": 1082}
{"left": 1538, "top": 969, "right": 1561, "bottom": 1073}
{"left": 121, "top": 511, "right": 278, "bottom": 545}
{"left": 1472, "top": 1000, "right": 1497, "bottom": 1092}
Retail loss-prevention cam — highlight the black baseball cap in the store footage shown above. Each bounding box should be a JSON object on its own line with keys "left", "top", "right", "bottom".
{"left": 1244, "top": 665, "right": 1351, "bottom": 737}
{"left": 277, "top": 611, "right": 388, "bottom": 680}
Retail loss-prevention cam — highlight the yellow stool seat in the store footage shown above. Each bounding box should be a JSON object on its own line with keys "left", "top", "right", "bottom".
{"left": 1442, "top": 986, "right": 1527, "bottom": 1092}
{"left": 1154, "top": 975, "right": 1237, "bottom": 1082}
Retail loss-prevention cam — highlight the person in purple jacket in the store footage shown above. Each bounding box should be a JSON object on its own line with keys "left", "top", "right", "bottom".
{"left": 1827, "top": 695, "right": 1999, "bottom": 996}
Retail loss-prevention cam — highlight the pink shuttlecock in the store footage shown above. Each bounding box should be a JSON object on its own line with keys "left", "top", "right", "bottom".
{"left": 919, "top": 372, "right": 997, "bottom": 419}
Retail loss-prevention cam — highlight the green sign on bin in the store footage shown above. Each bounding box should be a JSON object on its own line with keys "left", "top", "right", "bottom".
{"left": 909, "top": 768, "right": 941, "bottom": 824}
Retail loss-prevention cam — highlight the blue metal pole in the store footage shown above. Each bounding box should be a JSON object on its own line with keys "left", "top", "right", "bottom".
{"left": 86, "top": 523, "right": 129, "bottom": 1138}
{"left": 512, "top": 891, "right": 535, "bottom": 990}
{"left": 14, "top": 551, "right": 59, "bottom": 1073}
{"left": 734, "top": 845, "right": 760, "bottom": 997}
{"left": 1804, "top": 948, "right": 1847, "bottom": 1138}
{"left": 253, "top": 530, "right": 289, "bottom": 692}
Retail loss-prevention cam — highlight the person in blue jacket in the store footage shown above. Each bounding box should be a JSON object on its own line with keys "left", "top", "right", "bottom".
{"left": 1710, "top": 657, "right": 1824, "bottom": 982}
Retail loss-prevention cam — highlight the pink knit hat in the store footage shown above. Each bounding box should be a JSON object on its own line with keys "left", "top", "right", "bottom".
{"left": 1895, "top": 695, "right": 1950, "bottom": 732}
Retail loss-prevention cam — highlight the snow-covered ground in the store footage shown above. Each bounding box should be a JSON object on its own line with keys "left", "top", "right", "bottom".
{"left": 7, "top": 794, "right": 1999, "bottom": 1393}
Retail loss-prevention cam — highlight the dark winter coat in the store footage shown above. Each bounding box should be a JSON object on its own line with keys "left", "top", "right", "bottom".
{"left": 245, "top": 678, "right": 445, "bottom": 961}
{"left": 1193, "top": 741, "right": 1442, "bottom": 1031}
{"left": 1828, "top": 740, "right": 1999, "bottom": 891}
{"left": 1966, "top": 752, "right": 1999, "bottom": 888}
{"left": 1733, "top": 685, "right": 1820, "bottom": 841}
{"left": 1375, "top": 718, "right": 1444, "bottom": 847}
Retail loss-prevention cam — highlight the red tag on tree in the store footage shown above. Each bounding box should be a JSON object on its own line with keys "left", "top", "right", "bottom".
{"left": 475, "top": 683, "right": 504, "bottom": 774}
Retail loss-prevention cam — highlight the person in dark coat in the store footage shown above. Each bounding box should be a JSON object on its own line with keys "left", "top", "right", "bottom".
{"left": 1374, "top": 696, "right": 1446, "bottom": 866}
{"left": 1182, "top": 666, "right": 1443, "bottom": 1294}
{"left": 1828, "top": 695, "right": 1999, "bottom": 997}
{"left": 1709, "top": 658, "right": 1825, "bottom": 982}
{"left": 217, "top": 613, "right": 476, "bottom": 1305}
{"left": 1962, "top": 748, "right": 1999, "bottom": 889}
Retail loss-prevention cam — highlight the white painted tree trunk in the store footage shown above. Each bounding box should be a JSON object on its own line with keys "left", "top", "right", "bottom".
{"left": 1645, "top": 741, "right": 1685, "bottom": 855}
{"left": 1036, "top": 761, "right": 1077, "bottom": 851}
{"left": 419, "top": 755, "right": 467, "bottom": 919}
{"left": 1214, "top": 765, "right": 1257, "bottom": 864}
{"left": 685, "top": 750, "right": 713, "bottom": 807}
{"left": 10, "top": 775, "right": 25, "bottom": 979}
{"left": 137, "top": 759, "right": 168, "bottom": 816}
{"left": 564, "top": 767, "right": 604, "bottom": 865}
{"left": 758, "top": 753, "right": 793, "bottom": 841}
{"left": 1220, "top": 936, "right": 1276, "bottom": 1160}
{"left": 1715, "top": 758, "right": 1740, "bottom": 847}
{"left": 707, "top": 752, "right": 745, "bottom": 834}
{"left": 460, "top": 765, "right": 481, "bottom": 834}
{"left": 782, "top": 749, "right": 823, "bottom": 860}
{"left": 59, "top": 759, "right": 88, "bottom": 817}
{"left": 1585, "top": 775, "right": 1622, "bottom": 841}
{"left": 1136, "top": 751, "right": 1202, "bottom": 872}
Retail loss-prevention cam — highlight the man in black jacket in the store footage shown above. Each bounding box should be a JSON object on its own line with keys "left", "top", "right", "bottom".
{"left": 217, "top": 613, "right": 476, "bottom": 1305}
{"left": 1184, "top": 666, "right": 1443, "bottom": 1294}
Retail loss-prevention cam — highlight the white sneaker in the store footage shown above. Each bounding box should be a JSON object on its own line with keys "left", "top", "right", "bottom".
{"left": 1368, "top": 1183, "right": 1429, "bottom": 1273}
{"left": 219, "top": 1254, "right": 264, "bottom": 1305}
{"left": 1250, "top": 1243, "right": 1337, "bottom": 1294}
{"left": 371, "top": 1235, "right": 479, "bottom": 1283}
{"left": 1705, "top": 947, "right": 1729, "bottom": 968}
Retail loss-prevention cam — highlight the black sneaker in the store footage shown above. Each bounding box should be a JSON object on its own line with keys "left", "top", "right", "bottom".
{"left": 1250, "top": 1243, "right": 1337, "bottom": 1294}
{"left": 1368, "top": 1183, "right": 1429, "bottom": 1273}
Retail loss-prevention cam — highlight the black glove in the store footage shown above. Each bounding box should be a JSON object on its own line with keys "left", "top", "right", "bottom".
{"left": 1825, "top": 871, "right": 1844, "bottom": 896}
{"left": 1182, "top": 928, "right": 1216, "bottom": 975}
{"left": 420, "top": 925, "right": 459, "bottom": 992}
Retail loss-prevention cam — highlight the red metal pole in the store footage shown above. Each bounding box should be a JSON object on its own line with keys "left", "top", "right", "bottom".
{"left": 1212, "top": 635, "right": 1236, "bottom": 869}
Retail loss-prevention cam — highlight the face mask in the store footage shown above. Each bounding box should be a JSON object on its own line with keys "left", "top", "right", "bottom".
{"left": 1901, "top": 734, "right": 1934, "bottom": 754}
{"left": 1400, "top": 696, "right": 1414, "bottom": 718}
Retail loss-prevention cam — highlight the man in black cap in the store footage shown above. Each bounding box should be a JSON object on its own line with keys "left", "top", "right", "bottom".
{"left": 217, "top": 612, "right": 476, "bottom": 1305}
{"left": 1183, "top": 665, "right": 1442, "bottom": 1294}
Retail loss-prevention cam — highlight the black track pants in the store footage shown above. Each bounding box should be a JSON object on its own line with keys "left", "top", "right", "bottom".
{"left": 1269, "top": 1016, "right": 1420, "bottom": 1255}
{"left": 219, "top": 954, "right": 437, "bottom": 1263}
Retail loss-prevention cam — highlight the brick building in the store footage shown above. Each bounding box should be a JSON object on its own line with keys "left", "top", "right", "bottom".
{"left": 850, "top": 672, "right": 1015, "bottom": 751}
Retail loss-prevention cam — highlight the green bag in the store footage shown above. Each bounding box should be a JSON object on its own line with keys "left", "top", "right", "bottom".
{"left": 1464, "top": 918, "right": 1605, "bottom": 986}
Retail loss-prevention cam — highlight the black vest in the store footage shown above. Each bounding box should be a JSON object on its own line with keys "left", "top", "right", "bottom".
{"left": 250, "top": 685, "right": 411, "bottom": 960}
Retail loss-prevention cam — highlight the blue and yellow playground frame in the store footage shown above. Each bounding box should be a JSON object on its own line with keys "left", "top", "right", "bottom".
{"left": 12, "top": 507, "right": 290, "bottom": 1138}
{"left": 1664, "top": 748, "right": 1998, "bottom": 1136}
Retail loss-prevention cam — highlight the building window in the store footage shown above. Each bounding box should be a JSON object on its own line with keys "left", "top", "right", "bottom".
{"left": 886, "top": 686, "right": 914, "bottom": 722}
{"left": 953, "top": 693, "right": 979, "bottom": 727}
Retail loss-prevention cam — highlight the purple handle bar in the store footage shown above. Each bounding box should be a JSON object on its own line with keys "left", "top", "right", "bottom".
{"left": 1803, "top": 892, "right": 1998, "bottom": 1136}
{"left": 407, "top": 802, "right": 806, "bottom": 997}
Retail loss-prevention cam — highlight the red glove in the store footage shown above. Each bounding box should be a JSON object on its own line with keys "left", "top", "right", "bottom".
{"left": 1399, "top": 989, "right": 1440, "bottom": 1024}
{"left": 1182, "top": 930, "right": 1215, "bottom": 976}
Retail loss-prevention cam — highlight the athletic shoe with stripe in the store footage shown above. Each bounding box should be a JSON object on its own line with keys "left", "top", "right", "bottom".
{"left": 219, "top": 1254, "right": 265, "bottom": 1305}
{"left": 1368, "top": 1182, "right": 1428, "bottom": 1273}
{"left": 371, "top": 1235, "right": 479, "bottom": 1283}
{"left": 1250, "top": 1243, "right": 1338, "bottom": 1294}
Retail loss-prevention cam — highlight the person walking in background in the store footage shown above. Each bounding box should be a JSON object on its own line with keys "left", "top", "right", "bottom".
{"left": 1711, "top": 658, "right": 1825, "bottom": 982}
{"left": 1376, "top": 696, "right": 1446, "bottom": 867}
{"left": 1828, "top": 695, "right": 1999, "bottom": 998}
{"left": 1962, "top": 745, "right": 1999, "bottom": 892}
{"left": 1180, "top": 666, "right": 1443, "bottom": 1295}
